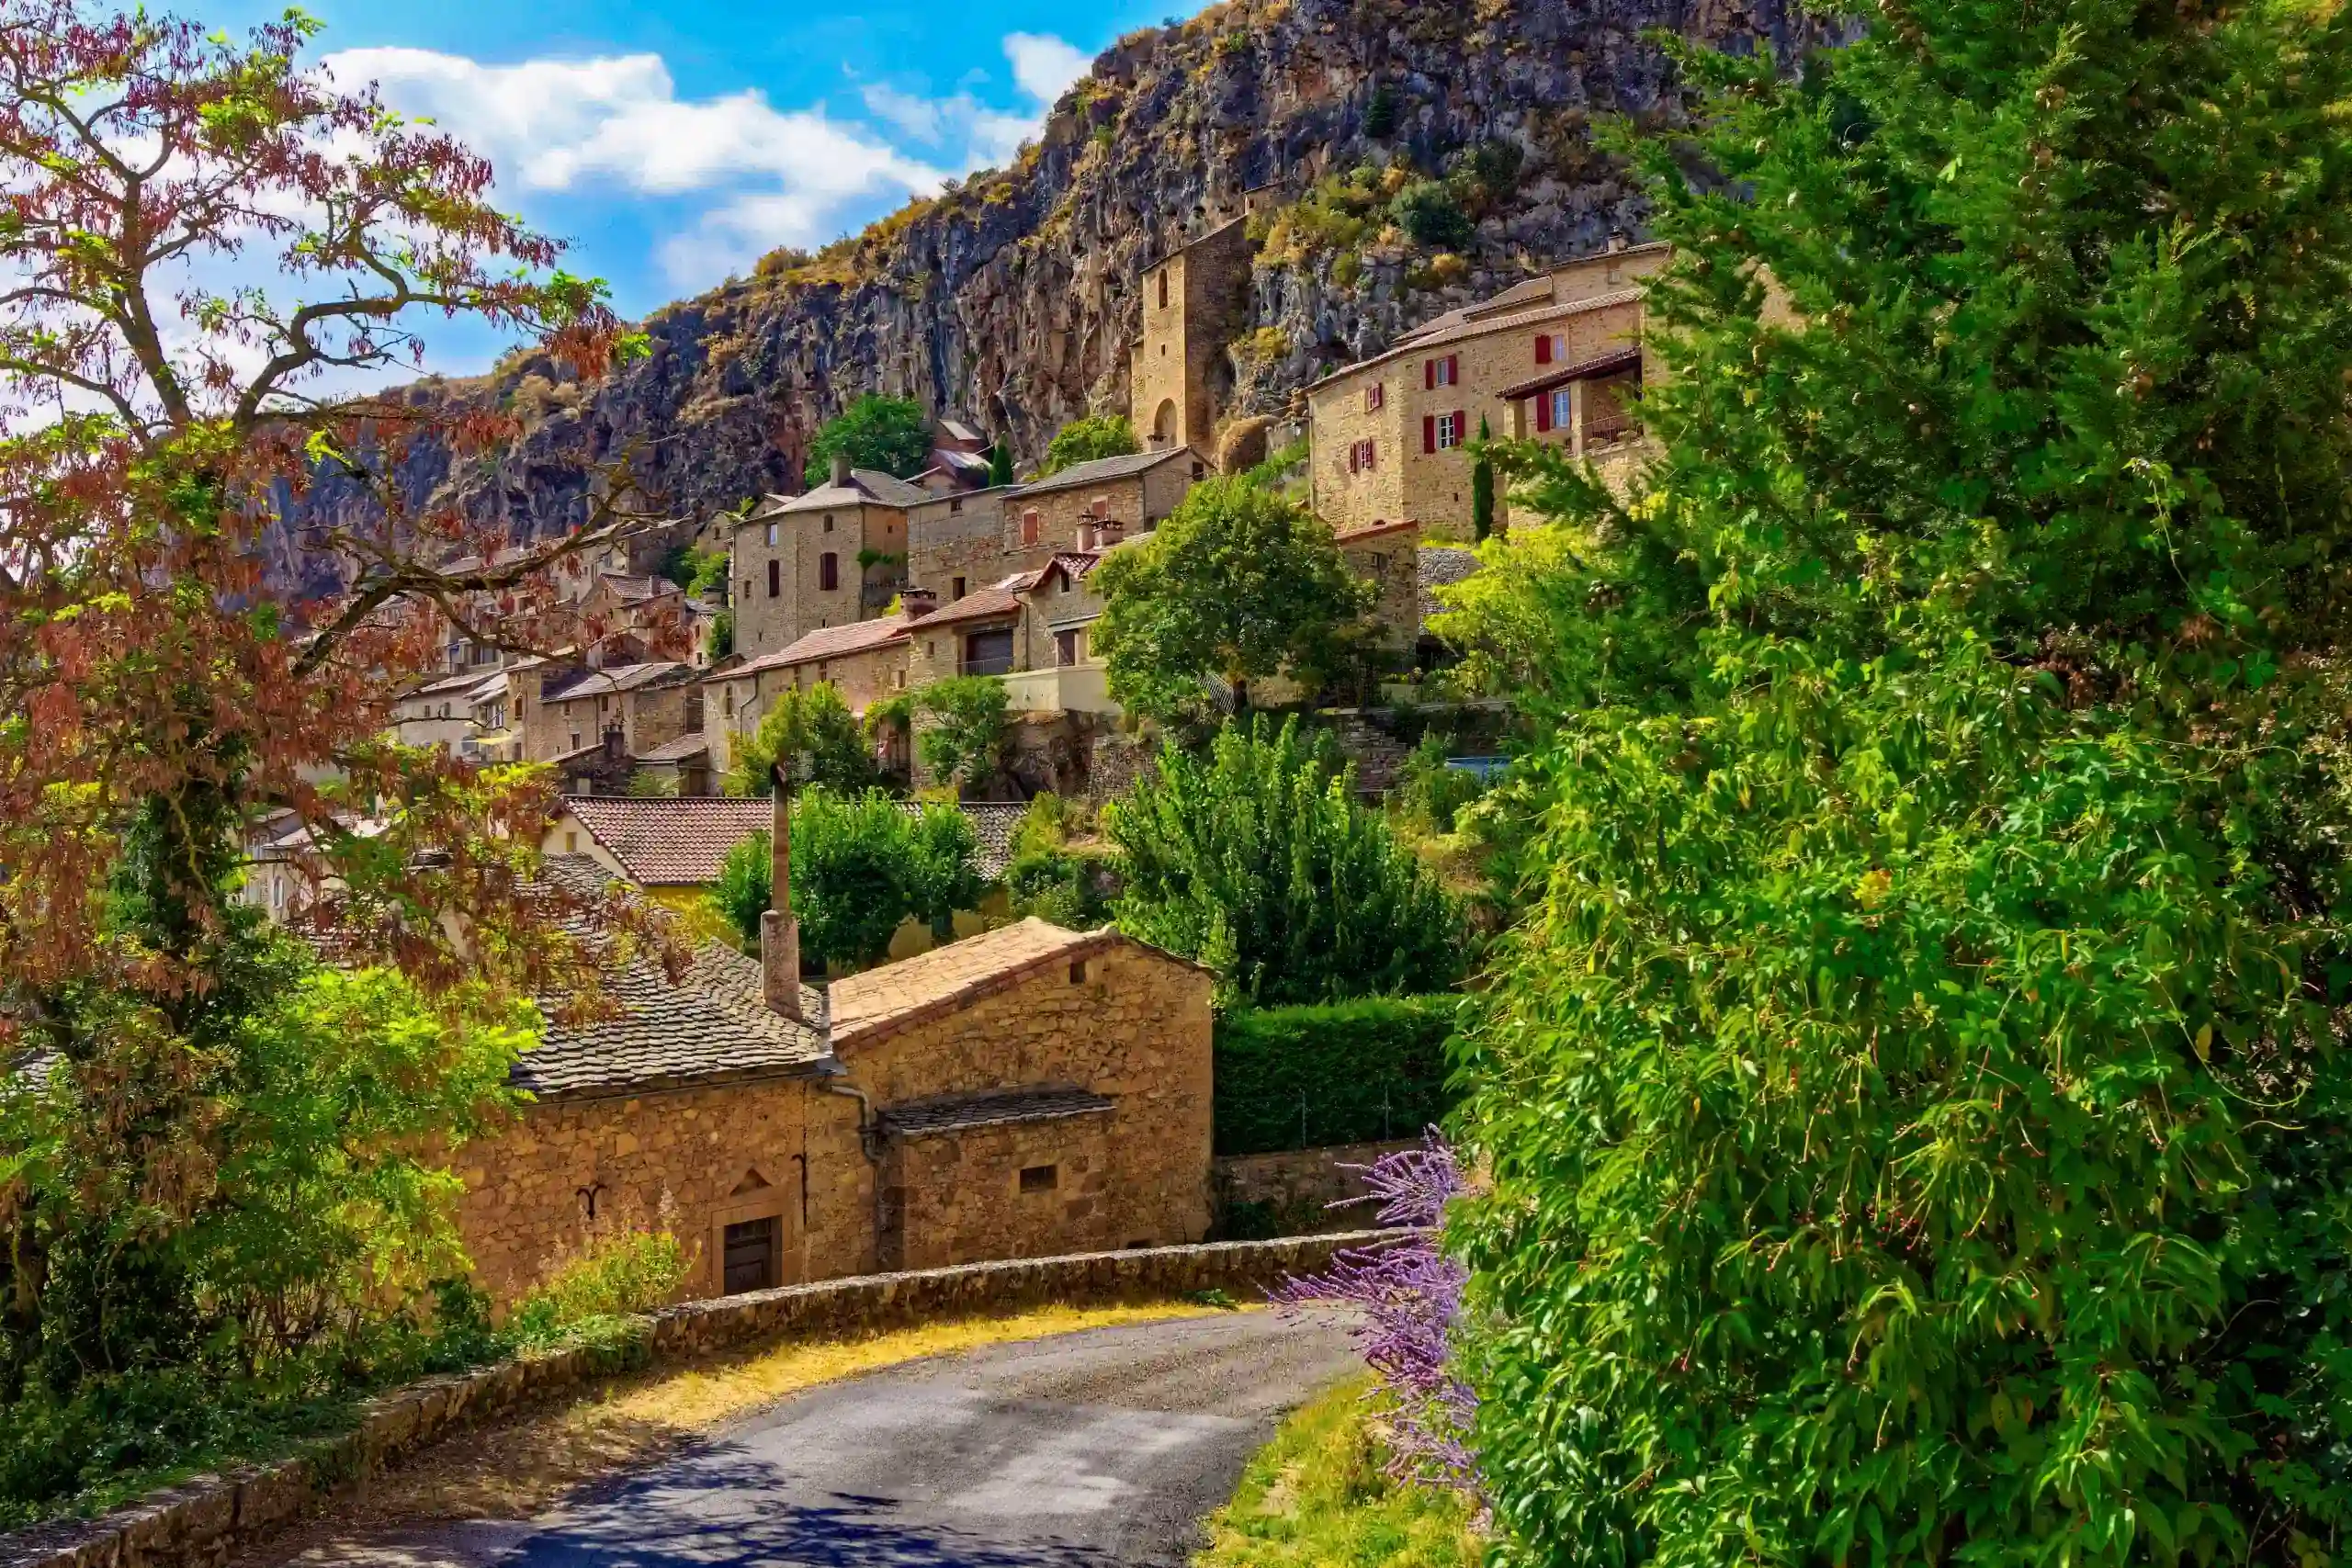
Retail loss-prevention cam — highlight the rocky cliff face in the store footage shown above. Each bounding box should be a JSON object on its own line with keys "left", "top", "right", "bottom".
{"left": 283, "top": 0, "right": 1819, "bottom": 580}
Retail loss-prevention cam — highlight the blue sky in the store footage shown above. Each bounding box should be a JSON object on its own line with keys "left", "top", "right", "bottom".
{"left": 204, "top": 0, "right": 1182, "bottom": 372}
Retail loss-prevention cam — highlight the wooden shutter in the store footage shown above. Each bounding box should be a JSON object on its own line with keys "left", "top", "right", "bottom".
{"left": 1422, "top": 415, "right": 1437, "bottom": 454}
{"left": 1447, "top": 354, "right": 1460, "bottom": 384}
{"left": 1454, "top": 409, "right": 1467, "bottom": 447}
{"left": 1534, "top": 394, "right": 1553, "bottom": 434}
{"left": 1424, "top": 358, "right": 1436, "bottom": 390}
{"left": 1535, "top": 334, "right": 1553, "bottom": 366}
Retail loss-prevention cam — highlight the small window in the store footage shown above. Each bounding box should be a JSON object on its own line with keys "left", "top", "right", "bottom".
{"left": 819, "top": 552, "right": 840, "bottom": 592}
{"left": 951, "top": 577, "right": 966, "bottom": 601}
{"left": 767, "top": 558, "right": 781, "bottom": 598}
{"left": 1436, "top": 412, "right": 1463, "bottom": 450}
{"left": 1021, "top": 510, "right": 1041, "bottom": 547}
{"left": 1364, "top": 382, "right": 1384, "bottom": 413}
{"left": 723, "top": 1215, "right": 780, "bottom": 1294}
{"left": 564, "top": 829, "right": 578, "bottom": 853}
{"left": 1550, "top": 389, "right": 1574, "bottom": 432}
{"left": 950, "top": 496, "right": 964, "bottom": 513}
{"left": 1158, "top": 270, "right": 1169, "bottom": 310}
{"left": 1369, "top": 552, "right": 1390, "bottom": 574}
{"left": 1429, "top": 355, "right": 1459, "bottom": 388}
{"left": 1349, "top": 439, "right": 1376, "bottom": 475}
{"left": 1056, "top": 629, "right": 1081, "bottom": 667}
{"left": 764, "top": 522, "right": 778, "bottom": 547}
{"left": 1020, "top": 1164, "right": 1059, "bottom": 1193}
{"left": 569, "top": 731, "right": 581, "bottom": 750}
{"left": 1068, "top": 957, "right": 1088, "bottom": 984}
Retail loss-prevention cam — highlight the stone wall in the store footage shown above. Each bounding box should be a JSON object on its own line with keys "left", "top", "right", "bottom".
{"left": 842, "top": 939, "right": 1215, "bottom": 1267}
{"left": 1336, "top": 525, "right": 1423, "bottom": 654}
{"left": 0, "top": 1233, "right": 1391, "bottom": 1568}
{"left": 1214, "top": 1139, "right": 1420, "bottom": 1235}
{"left": 1130, "top": 218, "right": 1252, "bottom": 453}
{"left": 452, "top": 1073, "right": 875, "bottom": 1306}
{"left": 884, "top": 1111, "right": 1120, "bottom": 1269}
{"left": 728, "top": 502, "right": 910, "bottom": 661}
{"left": 907, "top": 490, "right": 1015, "bottom": 600}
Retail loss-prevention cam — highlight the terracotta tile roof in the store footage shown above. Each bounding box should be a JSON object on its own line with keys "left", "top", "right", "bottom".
{"left": 1011, "top": 447, "right": 1189, "bottom": 499}
{"left": 726, "top": 613, "right": 918, "bottom": 678}
{"left": 828, "top": 919, "right": 1208, "bottom": 1049}
{"left": 1336, "top": 519, "right": 1421, "bottom": 547}
{"left": 1498, "top": 345, "right": 1644, "bottom": 401}
{"left": 558, "top": 795, "right": 1023, "bottom": 886}
{"left": 515, "top": 857, "right": 828, "bottom": 1097}
{"left": 561, "top": 796, "right": 775, "bottom": 885}
{"left": 916, "top": 586, "right": 1023, "bottom": 628}
{"left": 878, "top": 1087, "right": 1114, "bottom": 1139}
{"left": 1419, "top": 547, "right": 1482, "bottom": 619}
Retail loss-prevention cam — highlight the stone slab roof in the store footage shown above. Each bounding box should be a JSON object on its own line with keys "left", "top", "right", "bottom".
{"left": 1419, "top": 547, "right": 1482, "bottom": 620}
{"left": 827, "top": 919, "right": 1207, "bottom": 1050}
{"left": 636, "top": 734, "right": 711, "bottom": 765}
{"left": 559, "top": 795, "right": 1023, "bottom": 886}
{"left": 764, "top": 468, "right": 930, "bottom": 514}
{"left": 1336, "top": 519, "right": 1420, "bottom": 548}
{"left": 916, "top": 586, "right": 1023, "bottom": 628}
{"left": 1307, "top": 288, "right": 1645, "bottom": 392}
{"left": 878, "top": 1086, "right": 1114, "bottom": 1139}
{"left": 543, "top": 661, "right": 696, "bottom": 703}
{"left": 1011, "top": 447, "right": 1190, "bottom": 499}
{"left": 517, "top": 857, "right": 828, "bottom": 1098}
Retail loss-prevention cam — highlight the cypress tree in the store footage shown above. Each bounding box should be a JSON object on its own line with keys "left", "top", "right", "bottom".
{"left": 1470, "top": 414, "right": 1495, "bottom": 541}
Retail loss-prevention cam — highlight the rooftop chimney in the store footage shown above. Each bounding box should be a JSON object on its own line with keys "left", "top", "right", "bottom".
{"left": 761, "top": 769, "right": 802, "bottom": 1021}
{"left": 830, "top": 451, "right": 854, "bottom": 488}
{"left": 899, "top": 586, "right": 938, "bottom": 620}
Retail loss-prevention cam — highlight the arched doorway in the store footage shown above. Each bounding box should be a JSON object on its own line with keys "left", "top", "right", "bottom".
{"left": 1151, "top": 399, "right": 1180, "bottom": 449}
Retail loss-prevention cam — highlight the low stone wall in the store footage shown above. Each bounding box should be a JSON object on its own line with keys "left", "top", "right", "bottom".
{"left": 0, "top": 1232, "right": 1389, "bottom": 1568}
{"left": 1215, "top": 1140, "right": 1420, "bottom": 1235}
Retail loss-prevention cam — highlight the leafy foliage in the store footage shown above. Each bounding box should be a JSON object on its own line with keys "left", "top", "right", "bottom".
{"left": 913, "top": 675, "right": 1010, "bottom": 795}
{"left": 1039, "top": 414, "right": 1139, "bottom": 476}
{"left": 1003, "top": 793, "right": 1113, "bottom": 930}
{"left": 1389, "top": 180, "right": 1473, "bottom": 251}
{"left": 725, "top": 682, "right": 876, "bottom": 798}
{"left": 1469, "top": 417, "right": 1495, "bottom": 542}
{"left": 989, "top": 440, "right": 1015, "bottom": 488}
{"left": 1453, "top": 6, "right": 2352, "bottom": 1566}
{"left": 802, "top": 393, "right": 933, "bottom": 485}
{"left": 709, "top": 792, "right": 986, "bottom": 970}
{"left": 1214, "top": 997, "right": 1460, "bottom": 1156}
{"left": 507, "top": 1205, "right": 691, "bottom": 1346}
{"left": 1091, "top": 478, "right": 1377, "bottom": 715}
{"left": 1106, "top": 717, "right": 1463, "bottom": 1006}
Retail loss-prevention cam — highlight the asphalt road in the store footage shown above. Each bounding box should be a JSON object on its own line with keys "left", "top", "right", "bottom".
{"left": 299, "top": 1309, "right": 1360, "bottom": 1568}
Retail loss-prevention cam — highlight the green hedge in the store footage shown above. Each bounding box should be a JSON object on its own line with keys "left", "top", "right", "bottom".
{"left": 1214, "top": 996, "right": 1463, "bottom": 1157}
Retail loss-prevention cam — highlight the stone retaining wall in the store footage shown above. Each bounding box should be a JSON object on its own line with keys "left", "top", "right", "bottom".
{"left": 0, "top": 1232, "right": 1389, "bottom": 1568}
{"left": 1214, "top": 1139, "right": 1421, "bottom": 1235}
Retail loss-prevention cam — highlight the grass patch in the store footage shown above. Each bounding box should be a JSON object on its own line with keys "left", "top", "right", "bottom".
{"left": 1195, "top": 1376, "right": 1481, "bottom": 1568}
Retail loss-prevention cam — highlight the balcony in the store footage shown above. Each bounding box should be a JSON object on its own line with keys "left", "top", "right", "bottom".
{"left": 1001, "top": 662, "right": 1119, "bottom": 716}
{"left": 958, "top": 653, "right": 1017, "bottom": 678}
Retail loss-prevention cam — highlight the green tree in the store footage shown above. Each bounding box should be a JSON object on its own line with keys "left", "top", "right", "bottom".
{"left": 989, "top": 440, "right": 1015, "bottom": 488}
{"left": 803, "top": 393, "right": 933, "bottom": 485}
{"left": 1390, "top": 180, "right": 1472, "bottom": 250}
{"left": 1469, "top": 416, "right": 1495, "bottom": 542}
{"left": 1453, "top": 6, "right": 2352, "bottom": 1566}
{"left": 726, "top": 682, "right": 876, "bottom": 797}
{"left": 1091, "top": 477, "right": 1375, "bottom": 714}
{"left": 708, "top": 791, "right": 987, "bottom": 969}
{"left": 1039, "top": 414, "right": 1138, "bottom": 476}
{"left": 1105, "top": 716, "right": 1461, "bottom": 1006}
{"left": 914, "top": 675, "right": 1010, "bottom": 795}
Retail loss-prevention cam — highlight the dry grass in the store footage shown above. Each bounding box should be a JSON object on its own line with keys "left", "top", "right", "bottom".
{"left": 237, "top": 1301, "right": 1234, "bottom": 1564}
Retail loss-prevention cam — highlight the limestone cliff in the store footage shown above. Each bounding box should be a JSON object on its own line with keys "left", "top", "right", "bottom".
{"left": 282, "top": 0, "right": 1818, "bottom": 581}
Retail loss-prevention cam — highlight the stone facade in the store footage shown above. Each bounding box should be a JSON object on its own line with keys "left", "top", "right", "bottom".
{"left": 1307, "top": 245, "right": 1672, "bottom": 537}
{"left": 453, "top": 1074, "right": 875, "bottom": 1305}
{"left": 906, "top": 488, "right": 1018, "bottom": 604}
{"left": 1212, "top": 1138, "right": 1421, "bottom": 1236}
{"left": 1130, "top": 217, "right": 1253, "bottom": 454}
{"left": 523, "top": 664, "right": 701, "bottom": 764}
{"left": 1007, "top": 448, "right": 1194, "bottom": 556}
{"left": 729, "top": 468, "right": 922, "bottom": 662}
{"left": 1335, "top": 519, "right": 1423, "bottom": 657}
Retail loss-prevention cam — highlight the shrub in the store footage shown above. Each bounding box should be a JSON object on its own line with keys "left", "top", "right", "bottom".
{"left": 509, "top": 1207, "right": 692, "bottom": 1347}
{"left": 913, "top": 675, "right": 1009, "bottom": 795}
{"left": 1107, "top": 717, "right": 1464, "bottom": 1006}
{"left": 708, "top": 790, "right": 987, "bottom": 970}
{"left": 726, "top": 682, "right": 876, "bottom": 797}
{"left": 1363, "top": 82, "right": 1401, "bottom": 139}
{"left": 1214, "top": 997, "right": 1461, "bottom": 1156}
{"left": 1040, "top": 413, "right": 1138, "bottom": 476}
{"left": 802, "top": 393, "right": 933, "bottom": 485}
{"left": 1390, "top": 181, "right": 1473, "bottom": 251}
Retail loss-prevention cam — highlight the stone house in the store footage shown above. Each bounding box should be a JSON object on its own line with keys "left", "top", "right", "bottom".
{"left": 1002, "top": 449, "right": 1194, "bottom": 563}
{"left": 730, "top": 459, "right": 923, "bottom": 662}
{"left": 1334, "top": 519, "right": 1426, "bottom": 661}
{"left": 453, "top": 813, "right": 1213, "bottom": 1303}
{"left": 519, "top": 660, "right": 702, "bottom": 767}
{"left": 390, "top": 670, "right": 492, "bottom": 754}
{"left": 906, "top": 488, "right": 1016, "bottom": 604}
{"left": 1129, "top": 216, "right": 1253, "bottom": 456}
{"left": 1306, "top": 243, "right": 1671, "bottom": 537}
{"left": 700, "top": 604, "right": 932, "bottom": 782}
{"left": 577, "top": 571, "right": 706, "bottom": 670}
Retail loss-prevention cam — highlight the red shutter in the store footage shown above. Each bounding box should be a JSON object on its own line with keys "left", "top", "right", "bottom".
{"left": 1455, "top": 410, "right": 1467, "bottom": 447}
{"left": 1348, "top": 443, "right": 1360, "bottom": 474}
{"left": 1422, "top": 415, "right": 1437, "bottom": 454}
{"left": 1447, "top": 355, "right": 1460, "bottom": 384}
{"left": 1424, "top": 359, "right": 1435, "bottom": 390}
{"left": 1535, "top": 335, "right": 1553, "bottom": 366}
{"left": 1534, "top": 394, "right": 1553, "bottom": 434}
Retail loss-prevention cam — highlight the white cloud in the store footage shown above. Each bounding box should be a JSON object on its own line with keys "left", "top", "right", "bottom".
{"left": 1003, "top": 33, "right": 1091, "bottom": 107}
{"left": 319, "top": 30, "right": 1094, "bottom": 293}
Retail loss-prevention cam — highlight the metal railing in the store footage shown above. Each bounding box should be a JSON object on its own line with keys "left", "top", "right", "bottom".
{"left": 959, "top": 654, "right": 1016, "bottom": 678}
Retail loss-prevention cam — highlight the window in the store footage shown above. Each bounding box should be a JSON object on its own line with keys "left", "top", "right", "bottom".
{"left": 568, "top": 731, "right": 581, "bottom": 750}
{"left": 563, "top": 829, "right": 578, "bottom": 853}
{"left": 1068, "top": 957, "right": 1088, "bottom": 984}
{"left": 1426, "top": 410, "right": 1465, "bottom": 452}
{"left": 1020, "top": 1164, "right": 1059, "bottom": 1194}
{"left": 1364, "top": 382, "right": 1385, "bottom": 413}
{"left": 951, "top": 577, "right": 966, "bottom": 601}
{"left": 764, "top": 522, "right": 778, "bottom": 547}
{"left": 1348, "top": 439, "right": 1376, "bottom": 474}
{"left": 271, "top": 875, "right": 285, "bottom": 909}
{"left": 1369, "top": 552, "right": 1390, "bottom": 574}
{"left": 767, "top": 558, "right": 781, "bottom": 598}
{"left": 819, "top": 552, "right": 839, "bottom": 592}
{"left": 964, "top": 627, "right": 1014, "bottom": 676}
{"left": 894, "top": 669, "right": 906, "bottom": 689}
{"left": 823, "top": 514, "right": 834, "bottom": 533}
{"left": 1427, "top": 353, "right": 1459, "bottom": 389}
{"left": 722, "top": 1215, "right": 780, "bottom": 1294}
{"left": 1158, "top": 269, "right": 1169, "bottom": 309}
{"left": 722, "top": 686, "right": 735, "bottom": 718}
{"left": 1534, "top": 332, "right": 1567, "bottom": 366}
{"left": 1021, "top": 509, "right": 1041, "bottom": 547}
{"left": 1056, "top": 629, "right": 1081, "bottom": 667}
{"left": 950, "top": 496, "right": 964, "bottom": 513}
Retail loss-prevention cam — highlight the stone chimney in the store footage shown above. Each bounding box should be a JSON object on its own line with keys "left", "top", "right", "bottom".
{"left": 1095, "top": 518, "right": 1125, "bottom": 550}
{"left": 899, "top": 586, "right": 938, "bottom": 620}
{"left": 601, "top": 722, "right": 625, "bottom": 762}
{"left": 830, "top": 451, "right": 854, "bottom": 488}
{"left": 1078, "top": 522, "right": 1095, "bottom": 552}
{"left": 760, "top": 770, "right": 802, "bottom": 1021}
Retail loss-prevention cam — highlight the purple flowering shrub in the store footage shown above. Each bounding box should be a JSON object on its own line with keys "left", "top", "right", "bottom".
{"left": 1272, "top": 1130, "right": 1478, "bottom": 1495}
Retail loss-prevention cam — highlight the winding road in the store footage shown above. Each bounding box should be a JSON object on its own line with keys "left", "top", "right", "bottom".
{"left": 272, "top": 1309, "right": 1359, "bottom": 1568}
